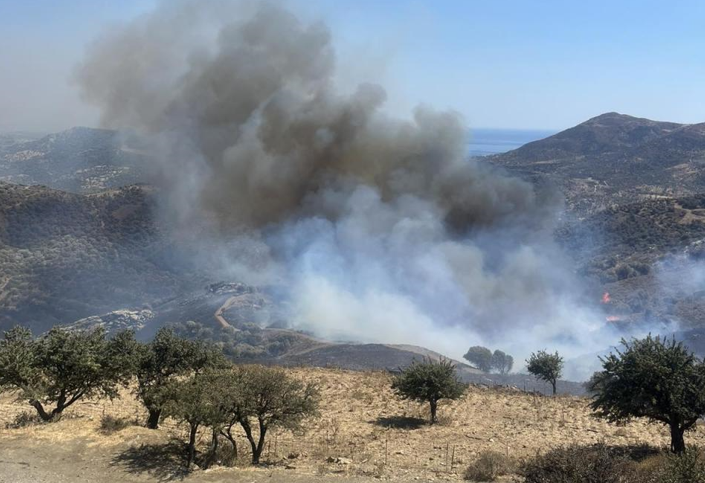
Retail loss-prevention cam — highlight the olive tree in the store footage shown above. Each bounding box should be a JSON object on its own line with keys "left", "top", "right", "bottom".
{"left": 492, "top": 350, "right": 514, "bottom": 375}
{"left": 463, "top": 346, "right": 493, "bottom": 373}
{"left": 527, "top": 350, "right": 563, "bottom": 395}
{"left": 588, "top": 335, "right": 705, "bottom": 454}
{"left": 391, "top": 357, "right": 466, "bottom": 424}
{"left": 135, "top": 327, "right": 225, "bottom": 429}
{"left": 162, "top": 372, "right": 226, "bottom": 469}
{"left": 0, "top": 326, "right": 137, "bottom": 421}
{"left": 236, "top": 365, "right": 319, "bottom": 464}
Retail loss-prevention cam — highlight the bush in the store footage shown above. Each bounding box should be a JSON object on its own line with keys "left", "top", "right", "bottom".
{"left": 99, "top": 414, "right": 132, "bottom": 434}
{"left": 5, "top": 411, "right": 42, "bottom": 429}
{"left": 521, "top": 444, "right": 636, "bottom": 483}
{"left": 464, "top": 450, "right": 517, "bottom": 481}
{"left": 658, "top": 447, "right": 705, "bottom": 483}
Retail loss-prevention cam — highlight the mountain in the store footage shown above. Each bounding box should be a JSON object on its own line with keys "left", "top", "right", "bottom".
{"left": 0, "top": 183, "right": 200, "bottom": 333}
{"left": 0, "top": 127, "right": 148, "bottom": 193}
{"left": 491, "top": 113, "right": 705, "bottom": 215}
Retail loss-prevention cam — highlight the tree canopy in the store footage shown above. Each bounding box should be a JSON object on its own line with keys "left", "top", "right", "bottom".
{"left": 391, "top": 357, "right": 466, "bottom": 424}
{"left": 135, "top": 327, "right": 226, "bottom": 429}
{"left": 0, "top": 326, "right": 137, "bottom": 421}
{"left": 463, "top": 346, "right": 493, "bottom": 372}
{"left": 588, "top": 335, "right": 705, "bottom": 454}
{"left": 492, "top": 350, "right": 514, "bottom": 375}
{"left": 527, "top": 350, "right": 563, "bottom": 395}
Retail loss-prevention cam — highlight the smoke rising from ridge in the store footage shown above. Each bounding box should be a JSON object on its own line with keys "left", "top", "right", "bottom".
{"left": 77, "top": 0, "right": 618, "bottom": 379}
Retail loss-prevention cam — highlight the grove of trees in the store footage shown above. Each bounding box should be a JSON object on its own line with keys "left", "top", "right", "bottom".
{"left": 5, "top": 323, "right": 705, "bottom": 473}
{"left": 463, "top": 346, "right": 514, "bottom": 374}
{"left": 0, "top": 326, "right": 136, "bottom": 421}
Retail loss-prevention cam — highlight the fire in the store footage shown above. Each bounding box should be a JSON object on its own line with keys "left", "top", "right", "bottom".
{"left": 601, "top": 292, "right": 611, "bottom": 304}
{"left": 606, "top": 315, "right": 624, "bottom": 323}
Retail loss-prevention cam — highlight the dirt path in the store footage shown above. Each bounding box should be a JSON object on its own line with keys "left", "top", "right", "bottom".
{"left": 213, "top": 296, "right": 238, "bottom": 330}
{"left": 0, "top": 430, "right": 379, "bottom": 483}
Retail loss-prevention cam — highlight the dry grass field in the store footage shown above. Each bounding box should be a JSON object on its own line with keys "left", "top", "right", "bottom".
{"left": 1, "top": 367, "right": 704, "bottom": 482}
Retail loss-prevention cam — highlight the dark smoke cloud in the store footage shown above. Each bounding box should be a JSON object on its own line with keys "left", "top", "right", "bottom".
{"left": 77, "top": 0, "right": 617, "bottom": 379}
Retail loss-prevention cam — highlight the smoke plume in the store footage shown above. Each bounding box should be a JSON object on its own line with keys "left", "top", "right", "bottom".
{"left": 77, "top": 0, "right": 618, "bottom": 379}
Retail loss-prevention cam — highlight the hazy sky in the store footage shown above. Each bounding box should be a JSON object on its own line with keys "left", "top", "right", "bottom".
{"left": 1, "top": 0, "right": 704, "bottom": 132}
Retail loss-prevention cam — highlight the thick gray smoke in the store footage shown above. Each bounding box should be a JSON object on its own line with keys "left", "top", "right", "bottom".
{"left": 77, "top": 0, "right": 618, "bottom": 379}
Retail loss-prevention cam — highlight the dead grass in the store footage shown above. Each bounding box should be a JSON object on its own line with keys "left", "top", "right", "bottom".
{"left": 2, "top": 367, "right": 704, "bottom": 481}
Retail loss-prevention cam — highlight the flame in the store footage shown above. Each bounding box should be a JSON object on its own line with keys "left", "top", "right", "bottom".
{"left": 601, "top": 292, "right": 611, "bottom": 304}
{"left": 606, "top": 315, "right": 624, "bottom": 323}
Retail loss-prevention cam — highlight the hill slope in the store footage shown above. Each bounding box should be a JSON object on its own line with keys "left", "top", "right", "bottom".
{"left": 0, "top": 127, "right": 148, "bottom": 193}
{"left": 0, "top": 183, "right": 198, "bottom": 332}
{"left": 492, "top": 113, "right": 705, "bottom": 214}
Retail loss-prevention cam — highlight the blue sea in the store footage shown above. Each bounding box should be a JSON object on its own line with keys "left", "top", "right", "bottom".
{"left": 468, "top": 128, "right": 555, "bottom": 157}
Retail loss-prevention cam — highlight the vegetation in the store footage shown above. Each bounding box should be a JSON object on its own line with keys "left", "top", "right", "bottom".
{"left": 0, "top": 326, "right": 136, "bottom": 421}
{"left": 521, "top": 444, "right": 638, "bottom": 483}
{"left": 236, "top": 365, "right": 319, "bottom": 464}
{"left": 463, "top": 346, "right": 513, "bottom": 374}
{"left": 463, "top": 346, "right": 493, "bottom": 372}
{"left": 464, "top": 450, "right": 517, "bottom": 481}
{"left": 521, "top": 444, "right": 705, "bottom": 483}
{"left": 491, "top": 350, "right": 513, "bottom": 374}
{"left": 163, "top": 365, "right": 319, "bottom": 468}
{"left": 588, "top": 335, "right": 705, "bottom": 454}
{"left": 99, "top": 414, "right": 132, "bottom": 434}
{"left": 162, "top": 371, "right": 226, "bottom": 468}
{"left": 0, "top": 183, "right": 199, "bottom": 333}
{"left": 526, "top": 350, "right": 563, "bottom": 395}
{"left": 135, "top": 327, "right": 226, "bottom": 429}
{"left": 391, "top": 358, "right": 466, "bottom": 424}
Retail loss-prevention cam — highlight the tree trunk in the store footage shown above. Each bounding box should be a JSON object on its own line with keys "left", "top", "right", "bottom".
{"left": 670, "top": 424, "right": 686, "bottom": 454}
{"left": 254, "top": 419, "right": 267, "bottom": 465}
{"left": 203, "top": 428, "right": 219, "bottom": 469}
{"left": 240, "top": 419, "right": 259, "bottom": 464}
{"left": 29, "top": 400, "right": 55, "bottom": 421}
{"left": 186, "top": 422, "right": 198, "bottom": 469}
{"left": 429, "top": 399, "right": 438, "bottom": 425}
{"left": 551, "top": 380, "right": 557, "bottom": 396}
{"left": 221, "top": 423, "right": 238, "bottom": 465}
{"left": 146, "top": 408, "right": 161, "bottom": 429}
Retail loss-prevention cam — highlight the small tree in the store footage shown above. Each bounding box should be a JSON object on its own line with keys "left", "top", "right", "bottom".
{"left": 0, "top": 326, "right": 137, "bottom": 421}
{"left": 391, "top": 357, "right": 466, "bottom": 424}
{"left": 236, "top": 365, "right": 319, "bottom": 464}
{"left": 492, "top": 350, "right": 514, "bottom": 375}
{"left": 464, "top": 346, "right": 493, "bottom": 373}
{"left": 162, "top": 372, "right": 227, "bottom": 469}
{"left": 588, "top": 335, "right": 705, "bottom": 454}
{"left": 527, "top": 350, "right": 563, "bottom": 395}
{"left": 135, "top": 327, "right": 225, "bottom": 429}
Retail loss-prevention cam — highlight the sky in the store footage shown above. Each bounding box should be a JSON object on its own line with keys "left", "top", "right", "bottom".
{"left": 1, "top": 0, "right": 704, "bottom": 132}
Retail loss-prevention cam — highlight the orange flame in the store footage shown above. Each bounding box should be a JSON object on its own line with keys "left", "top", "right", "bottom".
{"left": 606, "top": 315, "right": 623, "bottom": 323}
{"left": 601, "top": 292, "right": 611, "bottom": 304}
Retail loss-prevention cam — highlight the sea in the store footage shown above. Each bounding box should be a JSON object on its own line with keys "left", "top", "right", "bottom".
{"left": 467, "top": 128, "right": 555, "bottom": 157}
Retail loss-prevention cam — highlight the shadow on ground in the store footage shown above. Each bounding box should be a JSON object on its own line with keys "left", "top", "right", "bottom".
{"left": 111, "top": 440, "right": 189, "bottom": 481}
{"left": 373, "top": 416, "right": 426, "bottom": 429}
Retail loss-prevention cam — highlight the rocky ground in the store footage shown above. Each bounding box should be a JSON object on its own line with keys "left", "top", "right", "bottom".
{"left": 1, "top": 367, "right": 702, "bottom": 482}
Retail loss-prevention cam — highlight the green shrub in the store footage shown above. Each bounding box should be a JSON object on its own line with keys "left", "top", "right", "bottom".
{"left": 658, "top": 447, "right": 705, "bottom": 483}
{"left": 465, "top": 450, "right": 517, "bottom": 481}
